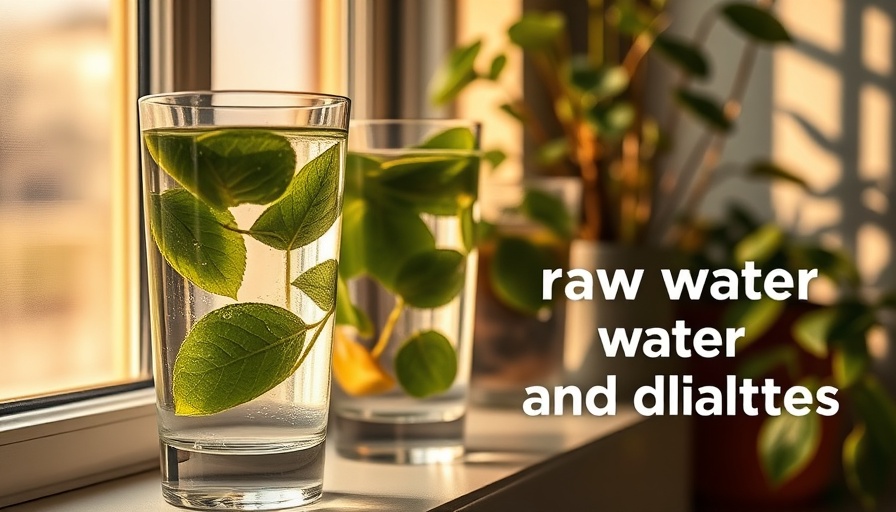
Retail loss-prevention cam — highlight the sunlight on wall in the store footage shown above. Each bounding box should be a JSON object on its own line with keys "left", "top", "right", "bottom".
{"left": 773, "top": 0, "right": 894, "bottom": 290}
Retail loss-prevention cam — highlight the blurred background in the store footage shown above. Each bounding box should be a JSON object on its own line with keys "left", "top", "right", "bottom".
{"left": 1, "top": 0, "right": 894, "bottom": 509}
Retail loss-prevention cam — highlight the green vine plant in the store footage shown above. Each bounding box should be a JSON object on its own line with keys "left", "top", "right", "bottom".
{"left": 333, "top": 127, "right": 479, "bottom": 399}
{"left": 144, "top": 128, "right": 344, "bottom": 416}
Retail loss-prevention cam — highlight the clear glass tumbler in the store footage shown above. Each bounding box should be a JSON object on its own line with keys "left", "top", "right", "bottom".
{"left": 332, "top": 119, "right": 480, "bottom": 463}
{"left": 138, "top": 91, "right": 350, "bottom": 510}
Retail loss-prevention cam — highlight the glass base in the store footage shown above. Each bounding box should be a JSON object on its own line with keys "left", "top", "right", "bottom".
{"left": 160, "top": 440, "right": 325, "bottom": 510}
{"left": 334, "top": 415, "right": 465, "bottom": 464}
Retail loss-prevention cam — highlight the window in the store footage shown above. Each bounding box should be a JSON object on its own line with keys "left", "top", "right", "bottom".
{"left": 0, "top": 0, "right": 153, "bottom": 506}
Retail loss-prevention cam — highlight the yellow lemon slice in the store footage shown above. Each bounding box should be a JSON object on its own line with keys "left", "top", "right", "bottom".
{"left": 333, "top": 327, "right": 395, "bottom": 396}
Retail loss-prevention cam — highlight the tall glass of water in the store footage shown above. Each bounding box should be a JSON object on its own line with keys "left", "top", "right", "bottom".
{"left": 138, "top": 91, "right": 350, "bottom": 509}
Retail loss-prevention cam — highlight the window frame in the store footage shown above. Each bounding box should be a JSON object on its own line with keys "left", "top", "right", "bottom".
{"left": 0, "top": 0, "right": 212, "bottom": 506}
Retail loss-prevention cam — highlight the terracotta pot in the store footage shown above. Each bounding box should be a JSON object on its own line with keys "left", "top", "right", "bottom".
{"left": 681, "top": 301, "right": 844, "bottom": 510}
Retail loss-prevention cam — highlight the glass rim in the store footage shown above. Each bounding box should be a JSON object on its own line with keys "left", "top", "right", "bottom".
{"left": 349, "top": 118, "right": 481, "bottom": 129}
{"left": 138, "top": 90, "right": 350, "bottom": 109}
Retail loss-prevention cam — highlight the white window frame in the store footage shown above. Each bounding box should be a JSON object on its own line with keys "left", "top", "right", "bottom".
{"left": 0, "top": 0, "right": 211, "bottom": 506}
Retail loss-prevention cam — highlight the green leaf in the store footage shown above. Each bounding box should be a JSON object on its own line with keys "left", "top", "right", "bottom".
{"left": 722, "top": 297, "right": 784, "bottom": 350}
{"left": 653, "top": 34, "right": 709, "bottom": 78}
{"left": 590, "top": 101, "right": 636, "bottom": 137}
{"left": 490, "top": 236, "right": 553, "bottom": 316}
{"left": 250, "top": 144, "right": 341, "bottom": 251}
{"left": 792, "top": 308, "right": 834, "bottom": 358}
{"left": 878, "top": 292, "right": 896, "bottom": 310}
{"left": 394, "top": 330, "right": 458, "bottom": 398}
{"left": 721, "top": 3, "right": 792, "bottom": 44}
{"left": 460, "top": 205, "right": 476, "bottom": 252}
{"left": 414, "top": 127, "right": 477, "bottom": 150}
{"left": 535, "top": 138, "right": 570, "bottom": 166}
{"left": 787, "top": 244, "right": 859, "bottom": 285}
{"left": 833, "top": 343, "right": 869, "bottom": 389}
{"left": 430, "top": 40, "right": 482, "bottom": 105}
{"left": 843, "top": 425, "right": 893, "bottom": 509}
{"left": 483, "top": 149, "right": 507, "bottom": 168}
{"left": 508, "top": 11, "right": 565, "bottom": 50}
{"left": 361, "top": 202, "right": 436, "bottom": 289}
{"left": 852, "top": 376, "right": 896, "bottom": 458}
{"left": 747, "top": 161, "right": 810, "bottom": 190}
{"left": 150, "top": 189, "right": 246, "bottom": 299}
{"left": 395, "top": 250, "right": 466, "bottom": 308}
{"left": 758, "top": 411, "right": 821, "bottom": 486}
{"left": 738, "top": 345, "right": 799, "bottom": 380}
{"left": 499, "top": 103, "right": 526, "bottom": 122}
{"left": 735, "top": 223, "right": 783, "bottom": 265}
{"left": 675, "top": 88, "right": 732, "bottom": 132}
{"left": 370, "top": 154, "right": 478, "bottom": 215}
{"left": 520, "top": 188, "right": 575, "bottom": 239}
{"left": 172, "top": 303, "right": 307, "bottom": 416}
{"left": 338, "top": 198, "right": 367, "bottom": 279}
{"left": 569, "top": 60, "right": 630, "bottom": 100}
{"left": 335, "top": 274, "right": 373, "bottom": 337}
{"left": 487, "top": 54, "right": 508, "bottom": 80}
{"left": 345, "top": 153, "right": 380, "bottom": 199}
{"left": 608, "top": 0, "right": 655, "bottom": 35}
{"left": 144, "top": 129, "right": 296, "bottom": 211}
{"left": 292, "top": 259, "right": 337, "bottom": 311}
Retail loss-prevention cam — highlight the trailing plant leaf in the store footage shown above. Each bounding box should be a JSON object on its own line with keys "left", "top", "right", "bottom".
{"left": 787, "top": 244, "right": 859, "bottom": 286}
{"left": 747, "top": 161, "right": 810, "bottom": 190}
{"left": 568, "top": 58, "right": 630, "bottom": 100}
{"left": 721, "top": 3, "right": 792, "bottom": 44}
{"left": 653, "top": 34, "right": 709, "bottom": 78}
{"left": 590, "top": 101, "right": 636, "bottom": 137}
{"left": 608, "top": 0, "right": 656, "bottom": 36}
{"left": 430, "top": 40, "right": 482, "bottom": 105}
{"left": 833, "top": 342, "right": 869, "bottom": 389}
{"left": 843, "top": 425, "right": 891, "bottom": 510}
{"left": 792, "top": 308, "right": 834, "bottom": 358}
{"left": 338, "top": 198, "right": 367, "bottom": 279}
{"left": 394, "top": 330, "right": 458, "bottom": 398}
{"left": 738, "top": 345, "right": 799, "bottom": 380}
{"left": 852, "top": 377, "right": 896, "bottom": 458}
{"left": 460, "top": 205, "right": 476, "bottom": 253}
{"left": 172, "top": 303, "right": 307, "bottom": 416}
{"left": 735, "top": 224, "right": 783, "bottom": 265}
{"left": 292, "top": 259, "right": 337, "bottom": 311}
{"left": 487, "top": 54, "right": 508, "bottom": 80}
{"left": 758, "top": 408, "right": 822, "bottom": 486}
{"left": 144, "top": 129, "right": 296, "bottom": 211}
{"left": 395, "top": 249, "right": 466, "bottom": 309}
{"left": 520, "top": 188, "right": 575, "bottom": 239}
{"left": 536, "top": 138, "right": 570, "bottom": 166}
{"left": 722, "top": 297, "right": 784, "bottom": 350}
{"left": 483, "top": 149, "right": 506, "bottom": 169}
{"left": 499, "top": 102, "right": 526, "bottom": 122}
{"left": 369, "top": 154, "right": 478, "bottom": 215}
{"left": 360, "top": 202, "right": 436, "bottom": 290}
{"left": 345, "top": 153, "right": 380, "bottom": 199}
{"left": 150, "top": 189, "right": 246, "bottom": 299}
{"left": 335, "top": 274, "right": 373, "bottom": 337}
{"left": 675, "top": 88, "right": 732, "bottom": 132}
{"left": 251, "top": 144, "right": 341, "bottom": 250}
{"left": 490, "top": 236, "right": 554, "bottom": 316}
{"left": 508, "top": 11, "right": 565, "bottom": 50}
{"left": 414, "top": 127, "right": 477, "bottom": 150}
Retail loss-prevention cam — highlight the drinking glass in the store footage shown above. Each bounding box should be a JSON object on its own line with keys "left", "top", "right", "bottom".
{"left": 138, "top": 91, "right": 350, "bottom": 510}
{"left": 332, "top": 119, "right": 480, "bottom": 463}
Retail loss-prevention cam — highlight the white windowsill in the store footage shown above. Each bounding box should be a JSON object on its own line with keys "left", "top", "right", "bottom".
{"left": 4, "top": 406, "right": 691, "bottom": 511}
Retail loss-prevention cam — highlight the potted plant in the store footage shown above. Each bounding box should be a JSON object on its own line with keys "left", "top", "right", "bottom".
{"left": 681, "top": 204, "right": 896, "bottom": 509}
{"left": 430, "top": 1, "right": 801, "bottom": 394}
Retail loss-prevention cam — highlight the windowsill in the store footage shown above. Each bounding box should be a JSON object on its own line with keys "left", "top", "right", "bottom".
{"left": 4, "top": 406, "right": 690, "bottom": 511}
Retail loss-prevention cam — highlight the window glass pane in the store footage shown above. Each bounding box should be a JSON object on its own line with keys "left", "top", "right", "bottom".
{"left": 0, "top": 0, "right": 141, "bottom": 401}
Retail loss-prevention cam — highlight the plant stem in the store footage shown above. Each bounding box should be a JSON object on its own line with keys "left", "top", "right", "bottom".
{"left": 372, "top": 297, "right": 405, "bottom": 360}
{"left": 285, "top": 251, "right": 292, "bottom": 309}
{"left": 588, "top": 0, "right": 604, "bottom": 66}
{"left": 290, "top": 307, "right": 335, "bottom": 375}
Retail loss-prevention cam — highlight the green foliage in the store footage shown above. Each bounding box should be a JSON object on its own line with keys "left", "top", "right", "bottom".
{"left": 394, "top": 250, "right": 466, "bottom": 308}
{"left": 734, "top": 224, "right": 783, "bottom": 265}
{"left": 292, "top": 259, "right": 338, "bottom": 311}
{"left": 721, "top": 3, "right": 792, "bottom": 44}
{"left": 172, "top": 303, "right": 307, "bottom": 416}
{"left": 747, "top": 161, "right": 810, "bottom": 190}
{"left": 653, "top": 34, "right": 709, "bottom": 78}
{"left": 508, "top": 11, "right": 565, "bottom": 50}
{"left": 430, "top": 40, "right": 482, "bottom": 105}
{"left": 722, "top": 296, "right": 784, "bottom": 350}
{"left": 520, "top": 188, "right": 576, "bottom": 239}
{"left": 150, "top": 189, "right": 246, "bottom": 299}
{"left": 758, "top": 407, "right": 822, "bottom": 486}
{"left": 490, "top": 236, "right": 553, "bottom": 316}
{"left": 394, "top": 330, "right": 458, "bottom": 398}
{"left": 144, "top": 129, "right": 296, "bottom": 211}
{"left": 675, "top": 88, "right": 733, "bottom": 132}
